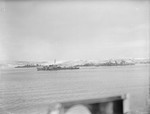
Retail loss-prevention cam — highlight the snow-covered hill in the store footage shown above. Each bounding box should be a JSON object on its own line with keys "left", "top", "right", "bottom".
{"left": 58, "top": 58, "right": 150, "bottom": 67}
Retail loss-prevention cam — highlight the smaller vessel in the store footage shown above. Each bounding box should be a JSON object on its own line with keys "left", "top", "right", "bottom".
{"left": 15, "top": 64, "right": 38, "bottom": 68}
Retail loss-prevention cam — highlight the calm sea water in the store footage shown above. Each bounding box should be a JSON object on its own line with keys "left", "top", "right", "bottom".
{"left": 0, "top": 64, "right": 149, "bottom": 114}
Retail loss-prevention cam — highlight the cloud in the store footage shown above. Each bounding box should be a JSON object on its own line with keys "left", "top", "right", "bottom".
{"left": 1, "top": 1, "right": 149, "bottom": 61}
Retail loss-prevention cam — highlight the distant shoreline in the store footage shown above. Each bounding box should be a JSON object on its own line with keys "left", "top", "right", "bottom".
{"left": 14, "top": 59, "right": 150, "bottom": 69}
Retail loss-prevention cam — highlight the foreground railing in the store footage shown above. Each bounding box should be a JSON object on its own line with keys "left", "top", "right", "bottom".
{"left": 46, "top": 94, "right": 126, "bottom": 114}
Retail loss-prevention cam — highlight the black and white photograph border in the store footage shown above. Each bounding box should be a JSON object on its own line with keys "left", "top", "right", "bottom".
{"left": 0, "top": 0, "right": 150, "bottom": 114}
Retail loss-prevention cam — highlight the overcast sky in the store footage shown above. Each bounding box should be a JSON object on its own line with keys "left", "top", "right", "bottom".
{"left": 0, "top": 0, "right": 149, "bottom": 61}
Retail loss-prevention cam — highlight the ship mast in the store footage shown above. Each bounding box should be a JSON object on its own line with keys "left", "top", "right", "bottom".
{"left": 54, "top": 59, "right": 56, "bottom": 65}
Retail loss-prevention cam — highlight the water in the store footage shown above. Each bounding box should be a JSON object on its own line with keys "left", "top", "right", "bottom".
{"left": 0, "top": 65, "right": 149, "bottom": 114}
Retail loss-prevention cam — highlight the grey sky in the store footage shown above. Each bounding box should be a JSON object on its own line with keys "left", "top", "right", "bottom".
{"left": 0, "top": 0, "right": 149, "bottom": 61}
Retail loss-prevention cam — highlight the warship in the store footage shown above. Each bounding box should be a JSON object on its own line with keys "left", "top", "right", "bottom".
{"left": 37, "top": 65, "right": 79, "bottom": 71}
{"left": 37, "top": 60, "right": 79, "bottom": 71}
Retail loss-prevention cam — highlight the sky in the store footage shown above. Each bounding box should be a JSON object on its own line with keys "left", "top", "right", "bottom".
{"left": 0, "top": 0, "right": 150, "bottom": 61}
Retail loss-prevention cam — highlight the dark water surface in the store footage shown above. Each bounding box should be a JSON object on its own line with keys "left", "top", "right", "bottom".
{"left": 0, "top": 65, "right": 149, "bottom": 114}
